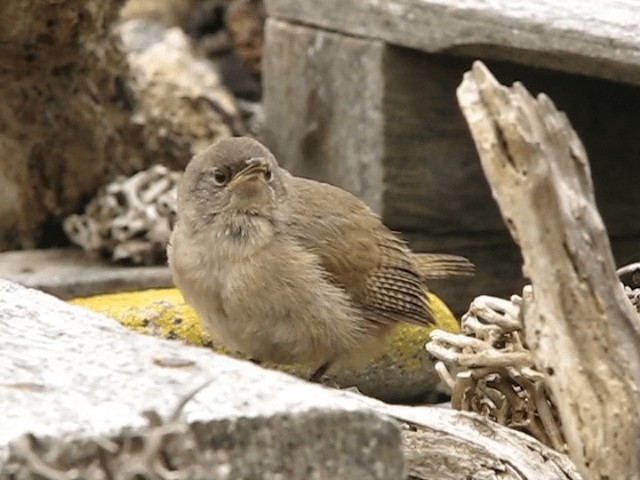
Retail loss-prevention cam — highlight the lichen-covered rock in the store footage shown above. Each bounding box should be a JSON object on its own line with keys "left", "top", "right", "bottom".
{"left": 70, "top": 288, "right": 459, "bottom": 403}
{"left": 0, "top": 0, "right": 247, "bottom": 251}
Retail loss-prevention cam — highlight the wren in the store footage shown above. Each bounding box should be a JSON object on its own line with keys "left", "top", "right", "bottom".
{"left": 168, "top": 137, "right": 473, "bottom": 381}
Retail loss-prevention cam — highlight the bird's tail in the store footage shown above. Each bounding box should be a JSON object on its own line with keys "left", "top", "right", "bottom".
{"left": 413, "top": 253, "right": 475, "bottom": 280}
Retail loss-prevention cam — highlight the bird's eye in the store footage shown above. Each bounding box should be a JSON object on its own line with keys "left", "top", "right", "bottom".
{"left": 212, "top": 168, "right": 229, "bottom": 186}
{"left": 264, "top": 168, "right": 272, "bottom": 182}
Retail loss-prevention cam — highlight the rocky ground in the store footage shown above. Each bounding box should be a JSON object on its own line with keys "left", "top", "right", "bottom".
{"left": 0, "top": 279, "right": 579, "bottom": 479}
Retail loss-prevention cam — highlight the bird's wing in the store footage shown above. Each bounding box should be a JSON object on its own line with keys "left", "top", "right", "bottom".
{"left": 360, "top": 235, "right": 435, "bottom": 327}
{"left": 282, "top": 176, "right": 433, "bottom": 328}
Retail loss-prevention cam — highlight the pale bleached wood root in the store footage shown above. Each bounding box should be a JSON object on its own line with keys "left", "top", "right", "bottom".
{"left": 427, "top": 290, "right": 565, "bottom": 452}
{"left": 456, "top": 60, "right": 640, "bottom": 480}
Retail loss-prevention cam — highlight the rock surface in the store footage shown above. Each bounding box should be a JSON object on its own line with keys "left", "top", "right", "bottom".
{"left": 0, "top": 0, "right": 133, "bottom": 250}
{"left": 0, "top": 246, "right": 460, "bottom": 403}
{"left": 69, "top": 287, "right": 459, "bottom": 404}
{"left": 0, "top": 0, "right": 243, "bottom": 251}
{"left": 0, "top": 246, "right": 462, "bottom": 403}
{"left": 0, "top": 279, "right": 405, "bottom": 479}
{"left": 117, "top": 18, "right": 247, "bottom": 164}
{"left": 0, "top": 249, "right": 172, "bottom": 299}
{"left": 0, "top": 279, "right": 581, "bottom": 479}
{"left": 121, "top": 0, "right": 196, "bottom": 28}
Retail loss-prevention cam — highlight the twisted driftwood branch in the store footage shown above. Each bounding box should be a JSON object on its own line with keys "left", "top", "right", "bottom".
{"left": 456, "top": 60, "right": 640, "bottom": 480}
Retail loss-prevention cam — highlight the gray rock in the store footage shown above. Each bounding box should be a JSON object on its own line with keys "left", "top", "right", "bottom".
{"left": 117, "top": 18, "right": 170, "bottom": 53}
{"left": 117, "top": 19, "right": 247, "bottom": 156}
{"left": 0, "top": 280, "right": 581, "bottom": 479}
{"left": 0, "top": 248, "right": 173, "bottom": 299}
{"left": 0, "top": 279, "right": 405, "bottom": 479}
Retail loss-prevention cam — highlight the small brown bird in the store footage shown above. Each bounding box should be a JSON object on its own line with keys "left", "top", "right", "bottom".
{"left": 168, "top": 137, "right": 473, "bottom": 381}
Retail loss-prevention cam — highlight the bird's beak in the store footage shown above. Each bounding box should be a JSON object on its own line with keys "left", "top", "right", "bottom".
{"left": 228, "top": 157, "right": 270, "bottom": 186}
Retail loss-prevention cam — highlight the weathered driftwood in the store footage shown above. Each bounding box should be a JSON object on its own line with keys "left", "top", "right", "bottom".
{"left": 456, "top": 61, "right": 640, "bottom": 479}
{"left": 427, "top": 291, "right": 565, "bottom": 452}
{"left": 266, "top": 0, "right": 640, "bottom": 86}
{"left": 428, "top": 266, "right": 640, "bottom": 455}
{"left": 0, "top": 280, "right": 580, "bottom": 479}
{"left": 395, "top": 406, "right": 579, "bottom": 480}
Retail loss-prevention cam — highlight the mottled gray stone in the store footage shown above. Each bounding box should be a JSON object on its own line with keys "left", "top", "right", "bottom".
{"left": 0, "top": 279, "right": 405, "bottom": 479}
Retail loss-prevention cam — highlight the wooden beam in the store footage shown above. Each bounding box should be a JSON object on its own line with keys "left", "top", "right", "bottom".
{"left": 266, "top": 0, "right": 640, "bottom": 86}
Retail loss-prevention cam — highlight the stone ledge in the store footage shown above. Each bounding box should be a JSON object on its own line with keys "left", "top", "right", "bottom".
{"left": 0, "top": 279, "right": 580, "bottom": 478}
{"left": 0, "top": 248, "right": 172, "bottom": 299}
{"left": 0, "top": 279, "right": 405, "bottom": 479}
{"left": 69, "top": 288, "right": 459, "bottom": 404}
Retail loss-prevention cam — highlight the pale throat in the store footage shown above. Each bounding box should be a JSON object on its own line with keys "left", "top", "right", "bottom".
{"left": 209, "top": 211, "right": 276, "bottom": 259}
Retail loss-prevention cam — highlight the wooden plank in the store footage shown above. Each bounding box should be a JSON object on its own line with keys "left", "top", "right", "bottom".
{"left": 262, "top": 16, "right": 640, "bottom": 317}
{"left": 263, "top": 20, "right": 505, "bottom": 233}
{"left": 266, "top": 0, "right": 640, "bottom": 86}
{"left": 264, "top": 20, "right": 640, "bottom": 236}
{"left": 263, "top": 20, "right": 386, "bottom": 213}
{"left": 0, "top": 248, "right": 173, "bottom": 299}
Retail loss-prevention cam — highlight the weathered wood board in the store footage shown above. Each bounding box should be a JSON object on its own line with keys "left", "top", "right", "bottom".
{"left": 262, "top": 2, "right": 640, "bottom": 307}
{"left": 457, "top": 60, "right": 640, "bottom": 480}
{"left": 266, "top": 0, "right": 640, "bottom": 86}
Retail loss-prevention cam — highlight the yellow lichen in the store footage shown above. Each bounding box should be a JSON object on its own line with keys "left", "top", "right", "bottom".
{"left": 70, "top": 288, "right": 457, "bottom": 348}
{"left": 70, "top": 288, "right": 459, "bottom": 401}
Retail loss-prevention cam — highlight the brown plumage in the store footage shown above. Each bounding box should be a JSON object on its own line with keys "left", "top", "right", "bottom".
{"left": 168, "top": 137, "right": 473, "bottom": 381}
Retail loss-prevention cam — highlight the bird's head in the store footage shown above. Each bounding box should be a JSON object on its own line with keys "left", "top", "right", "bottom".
{"left": 177, "top": 137, "right": 287, "bottom": 232}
